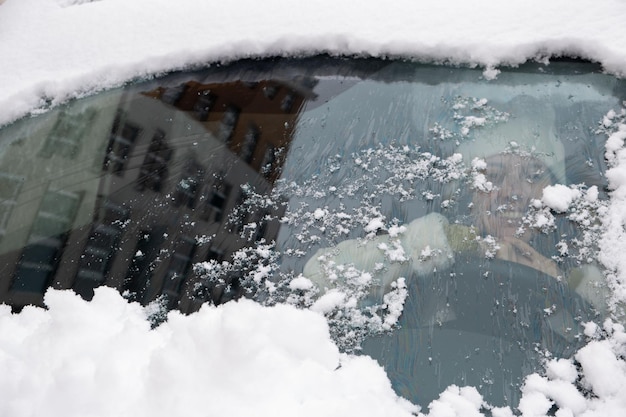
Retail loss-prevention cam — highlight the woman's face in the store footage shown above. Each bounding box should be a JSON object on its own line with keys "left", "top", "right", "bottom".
{"left": 472, "top": 154, "right": 553, "bottom": 240}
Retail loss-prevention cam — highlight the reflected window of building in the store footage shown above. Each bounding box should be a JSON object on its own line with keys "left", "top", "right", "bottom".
{"left": 124, "top": 227, "right": 167, "bottom": 303}
{"left": 191, "top": 246, "right": 227, "bottom": 304}
{"left": 136, "top": 129, "right": 172, "bottom": 192}
{"left": 255, "top": 210, "right": 269, "bottom": 242}
{"left": 263, "top": 84, "right": 279, "bottom": 100}
{"left": 280, "top": 92, "right": 294, "bottom": 112}
{"left": 206, "top": 247, "right": 224, "bottom": 262}
{"left": 161, "top": 84, "right": 188, "bottom": 106}
{"left": 39, "top": 108, "right": 96, "bottom": 159}
{"left": 162, "top": 236, "right": 196, "bottom": 307}
{"left": 104, "top": 120, "right": 141, "bottom": 175}
{"left": 193, "top": 90, "right": 215, "bottom": 121}
{"left": 74, "top": 201, "right": 129, "bottom": 293}
{"left": 0, "top": 173, "right": 24, "bottom": 238}
{"left": 240, "top": 125, "right": 260, "bottom": 163}
{"left": 218, "top": 105, "right": 240, "bottom": 143}
{"left": 172, "top": 160, "right": 204, "bottom": 209}
{"left": 11, "top": 189, "right": 81, "bottom": 293}
{"left": 201, "top": 181, "right": 232, "bottom": 223}
{"left": 232, "top": 191, "right": 248, "bottom": 235}
{"left": 261, "top": 145, "right": 276, "bottom": 179}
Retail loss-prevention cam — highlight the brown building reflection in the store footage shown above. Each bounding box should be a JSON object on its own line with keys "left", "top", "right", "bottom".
{"left": 0, "top": 74, "right": 316, "bottom": 314}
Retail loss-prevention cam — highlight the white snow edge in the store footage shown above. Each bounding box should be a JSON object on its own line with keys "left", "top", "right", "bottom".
{"left": 2, "top": 0, "right": 626, "bottom": 126}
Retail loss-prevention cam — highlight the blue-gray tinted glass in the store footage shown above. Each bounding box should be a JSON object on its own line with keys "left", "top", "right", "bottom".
{"left": 0, "top": 58, "right": 622, "bottom": 407}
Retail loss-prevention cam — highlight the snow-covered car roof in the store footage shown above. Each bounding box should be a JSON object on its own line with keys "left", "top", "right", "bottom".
{"left": 1, "top": 0, "right": 626, "bottom": 127}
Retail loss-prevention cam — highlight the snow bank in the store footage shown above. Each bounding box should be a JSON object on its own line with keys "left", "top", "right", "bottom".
{"left": 5, "top": 287, "right": 624, "bottom": 417}
{"left": 0, "top": 287, "right": 417, "bottom": 417}
{"left": 517, "top": 320, "right": 626, "bottom": 417}
{"left": 2, "top": 0, "right": 626, "bottom": 126}
{"left": 598, "top": 112, "right": 626, "bottom": 307}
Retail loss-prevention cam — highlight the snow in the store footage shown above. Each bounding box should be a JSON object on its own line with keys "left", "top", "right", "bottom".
{"left": 2, "top": 0, "right": 626, "bottom": 128}
{"left": 381, "top": 278, "right": 407, "bottom": 331}
{"left": 2, "top": 0, "right": 626, "bottom": 416}
{"left": 310, "top": 289, "right": 348, "bottom": 314}
{"left": 512, "top": 319, "right": 626, "bottom": 417}
{"left": 424, "top": 386, "right": 485, "bottom": 417}
{"left": 576, "top": 339, "right": 626, "bottom": 399}
{"left": 289, "top": 275, "right": 315, "bottom": 291}
{"left": 364, "top": 217, "right": 386, "bottom": 234}
{"left": 597, "top": 112, "right": 626, "bottom": 306}
{"left": 0, "top": 287, "right": 417, "bottom": 417}
{"left": 470, "top": 157, "right": 495, "bottom": 192}
{"left": 313, "top": 208, "right": 327, "bottom": 220}
{"left": 542, "top": 185, "right": 582, "bottom": 213}
{"left": 545, "top": 359, "right": 578, "bottom": 383}
{"left": 388, "top": 224, "right": 407, "bottom": 238}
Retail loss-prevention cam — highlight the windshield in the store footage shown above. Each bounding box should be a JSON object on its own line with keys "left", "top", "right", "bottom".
{"left": 0, "top": 57, "right": 623, "bottom": 407}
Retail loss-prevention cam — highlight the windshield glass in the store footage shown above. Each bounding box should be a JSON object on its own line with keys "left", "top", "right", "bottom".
{"left": 0, "top": 57, "right": 623, "bottom": 407}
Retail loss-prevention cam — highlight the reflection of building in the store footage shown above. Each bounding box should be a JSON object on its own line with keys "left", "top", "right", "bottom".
{"left": 145, "top": 77, "right": 315, "bottom": 183}
{"left": 0, "top": 74, "right": 316, "bottom": 314}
